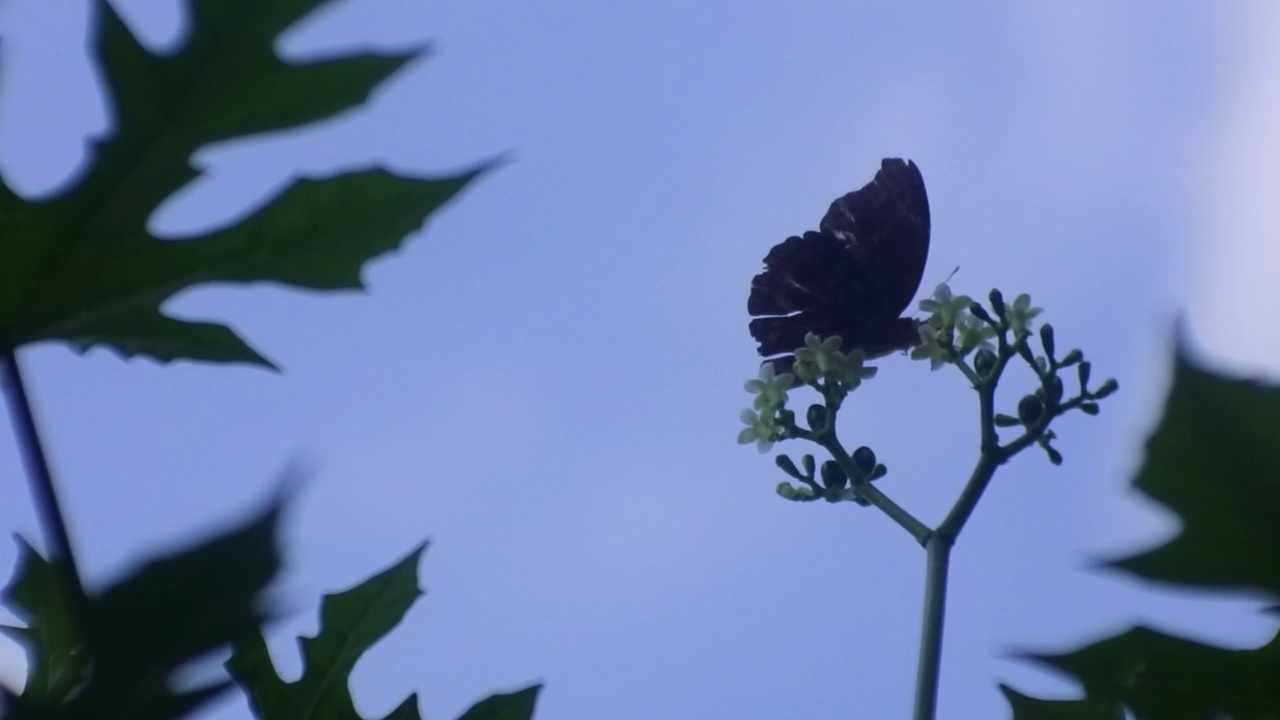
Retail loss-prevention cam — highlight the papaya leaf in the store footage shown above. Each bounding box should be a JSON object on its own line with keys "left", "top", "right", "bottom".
{"left": 1104, "top": 350, "right": 1280, "bottom": 595}
{"left": 0, "top": 0, "right": 492, "bottom": 367}
{"left": 227, "top": 543, "right": 428, "bottom": 720}
{"left": 1014, "top": 627, "right": 1280, "bottom": 720}
{"left": 1, "top": 500, "right": 283, "bottom": 720}
{"left": 1004, "top": 348, "right": 1280, "bottom": 716}
{"left": 454, "top": 685, "right": 542, "bottom": 720}
{"left": 1000, "top": 684, "right": 1124, "bottom": 720}
{"left": 0, "top": 541, "right": 87, "bottom": 704}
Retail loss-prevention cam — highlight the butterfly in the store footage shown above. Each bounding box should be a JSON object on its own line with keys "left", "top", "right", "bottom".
{"left": 748, "top": 158, "right": 931, "bottom": 379}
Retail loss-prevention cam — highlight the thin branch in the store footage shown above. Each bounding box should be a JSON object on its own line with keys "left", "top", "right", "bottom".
{"left": 2, "top": 350, "right": 90, "bottom": 615}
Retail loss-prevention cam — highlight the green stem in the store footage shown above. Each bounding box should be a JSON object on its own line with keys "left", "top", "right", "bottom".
{"left": 821, "top": 438, "right": 932, "bottom": 545}
{"left": 912, "top": 531, "right": 952, "bottom": 720}
{"left": 912, "top": 364, "right": 1006, "bottom": 720}
{"left": 1, "top": 350, "right": 90, "bottom": 616}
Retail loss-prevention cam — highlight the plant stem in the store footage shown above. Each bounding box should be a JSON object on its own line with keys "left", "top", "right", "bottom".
{"left": 912, "top": 531, "right": 952, "bottom": 720}
{"left": 1, "top": 350, "right": 89, "bottom": 611}
{"left": 912, "top": 369, "right": 1006, "bottom": 719}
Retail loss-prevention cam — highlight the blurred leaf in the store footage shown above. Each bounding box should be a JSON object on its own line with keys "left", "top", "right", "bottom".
{"left": 1017, "top": 626, "right": 1280, "bottom": 720}
{"left": 1000, "top": 684, "right": 1124, "bottom": 720}
{"left": 1004, "top": 349, "right": 1280, "bottom": 717}
{"left": 1105, "top": 351, "right": 1280, "bottom": 594}
{"left": 454, "top": 685, "right": 542, "bottom": 720}
{"left": 0, "top": 541, "right": 88, "bottom": 703}
{"left": 227, "top": 543, "right": 428, "bottom": 720}
{"left": 0, "top": 0, "right": 491, "bottom": 367}
{"left": 2, "top": 501, "right": 282, "bottom": 720}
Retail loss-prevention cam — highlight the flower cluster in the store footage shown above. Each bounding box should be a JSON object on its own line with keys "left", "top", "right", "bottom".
{"left": 737, "top": 362, "right": 794, "bottom": 453}
{"left": 792, "top": 334, "right": 878, "bottom": 392}
{"left": 914, "top": 284, "right": 1001, "bottom": 369}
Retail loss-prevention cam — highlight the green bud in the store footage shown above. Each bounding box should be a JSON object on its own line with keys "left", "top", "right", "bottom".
{"left": 775, "top": 455, "right": 803, "bottom": 480}
{"left": 801, "top": 454, "right": 815, "bottom": 477}
{"left": 989, "top": 289, "right": 1006, "bottom": 319}
{"left": 1018, "top": 395, "right": 1045, "bottom": 426}
{"left": 1077, "top": 361, "right": 1092, "bottom": 389}
{"left": 1060, "top": 349, "right": 1083, "bottom": 366}
{"left": 969, "top": 302, "right": 994, "bottom": 325}
{"left": 869, "top": 464, "right": 888, "bottom": 482}
{"left": 1094, "top": 379, "right": 1119, "bottom": 398}
{"left": 1045, "top": 446, "right": 1063, "bottom": 466}
{"left": 1080, "top": 402, "right": 1100, "bottom": 415}
{"left": 994, "top": 413, "right": 1021, "bottom": 427}
{"left": 1039, "top": 324, "right": 1056, "bottom": 359}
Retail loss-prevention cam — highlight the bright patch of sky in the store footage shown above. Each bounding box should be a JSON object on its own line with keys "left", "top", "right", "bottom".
{"left": 0, "top": 2, "right": 1276, "bottom": 718}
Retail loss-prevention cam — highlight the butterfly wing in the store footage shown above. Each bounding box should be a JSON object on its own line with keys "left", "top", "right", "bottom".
{"left": 819, "top": 158, "right": 930, "bottom": 320}
{"left": 748, "top": 158, "right": 931, "bottom": 372}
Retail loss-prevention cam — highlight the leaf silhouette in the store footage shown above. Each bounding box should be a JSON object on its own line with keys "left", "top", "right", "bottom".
{"left": 0, "top": 0, "right": 491, "bottom": 367}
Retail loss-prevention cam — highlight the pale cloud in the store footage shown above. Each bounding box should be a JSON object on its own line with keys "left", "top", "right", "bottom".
{"left": 1191, "top": 4, "right": 1280, "bottom": 374}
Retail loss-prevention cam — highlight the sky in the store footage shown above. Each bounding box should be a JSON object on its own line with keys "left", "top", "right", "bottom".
{"left": 1, "top": 1, "right": 1279, "bottom": 719}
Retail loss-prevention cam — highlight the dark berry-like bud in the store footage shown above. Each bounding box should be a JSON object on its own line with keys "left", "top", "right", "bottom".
{"left": 801, "top": 454, "right": 815, "bottom": 477}
{"left": 869, "top": 463, "right": 888, "bottom": 482}
{"left": 1080, "top": 402, "right": 1100, "bottom": 415}
{"left": 994, "top": 413, "right": 1021, "bottom": 427}
{"left": 989, "top": 289, "right": 1006, "bottom": 319}
{"left": 1077, "top": 361, "right": 1092, "bottom": 389}
{"left": 974, "top": 349, "right": 998, "bottom": 379}
{"left": 820, "top": 461, "right": 848, "bottom": 491}
{"left": 1060, "top": 349, "right": 1083, "bottom": 366}
{"left": 806, "top": 404, "right": 828, "bottom": 432}
{"left": 1018, "top": 395, "right": 1045, "bottom": 426}
{"left": 852, "top": 446, "right": 877, "bottom": 476}
{"left": 1039, "top": 324, "right": 1056, "bottom": 359}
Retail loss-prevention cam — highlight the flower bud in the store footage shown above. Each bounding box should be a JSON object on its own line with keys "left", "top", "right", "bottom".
{"left": 806, "top": 404, "right": 828, "bottom": 432}
{"left": 852, "top": 446, "right": 877, "bottom": 476}
{"left": 1018, "top": 395, "right": 1044, "bottom": 426}
{"left": 775, "top": 455, "right": 803, "bottom": 480}
{"left": 988, "top": 289, "right": 1006, "bottom": 319}
{"left": 1045, "top": 376, "right": 1064, "bottom": 404}
{"left": 1039, "top": 324, "right": 1056, "bottom": 359}
{"left": 969, "top": 302, "right": 994, "bottom": 325}
{"left": 820, "top": 461, "right": 848, "bottom": 491}
{"left": 974, "top": 349, "right": 998, "bottom": 379}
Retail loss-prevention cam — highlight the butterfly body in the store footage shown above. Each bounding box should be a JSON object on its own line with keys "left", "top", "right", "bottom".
{"left": 748, "top": 158, "right": 931, "bottom": 376}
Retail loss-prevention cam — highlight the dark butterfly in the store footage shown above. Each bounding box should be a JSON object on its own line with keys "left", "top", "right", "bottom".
{"left": 748, "top": 158, "right": 931, "bottom": 378}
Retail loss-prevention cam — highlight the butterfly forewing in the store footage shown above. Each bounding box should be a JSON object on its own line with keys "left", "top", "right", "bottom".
{"left": 748, "top": 158, "right": 931, "bottom": 374}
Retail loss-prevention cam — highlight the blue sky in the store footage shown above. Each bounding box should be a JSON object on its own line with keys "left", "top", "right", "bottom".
{"left": 2, "top": 1, "right": 1279, "bottom": 719}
